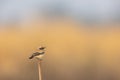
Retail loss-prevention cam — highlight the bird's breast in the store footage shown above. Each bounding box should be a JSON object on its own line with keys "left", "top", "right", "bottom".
{"left": 35, "top": 54, "right": 44, "bottom": 60}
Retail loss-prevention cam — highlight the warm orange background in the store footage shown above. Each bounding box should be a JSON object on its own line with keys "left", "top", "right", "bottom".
{"left": 0, "top": 19, "right": 120, "bottom": 80}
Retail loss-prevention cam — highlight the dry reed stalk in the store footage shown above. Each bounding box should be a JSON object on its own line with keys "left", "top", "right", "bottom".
{"left": 38, "top": 60, "right": 42, "bottom": 80}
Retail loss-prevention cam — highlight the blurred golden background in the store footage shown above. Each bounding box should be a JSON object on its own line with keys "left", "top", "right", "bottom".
{"left": 1, "top": 0, "right": 120, "bottom": 80}
{"left": 0, "top": 19, "right": 120, "bottom": 80}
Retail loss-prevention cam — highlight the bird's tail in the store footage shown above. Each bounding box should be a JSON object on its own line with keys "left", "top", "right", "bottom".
{"left": 29, "top": 55, "right": 34, "bottom": 59}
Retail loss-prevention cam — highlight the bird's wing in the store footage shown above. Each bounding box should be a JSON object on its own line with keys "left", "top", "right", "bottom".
{"left": 33, "top": 52, "right": 41, "bottom": 56}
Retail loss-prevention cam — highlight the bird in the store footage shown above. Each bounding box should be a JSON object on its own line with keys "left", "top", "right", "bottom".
{"left": 39, "top": 47, "right": 45, "bottom": 50}
{"left": 29, "top": 52, "right": 45, "bottom": 59}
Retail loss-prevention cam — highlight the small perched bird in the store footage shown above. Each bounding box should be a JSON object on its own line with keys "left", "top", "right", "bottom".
{"left": 29, "top": 46, "right": 46, "bottom": 80}
{"left": 29, "top": 52, "right": 45, "bottom": 59}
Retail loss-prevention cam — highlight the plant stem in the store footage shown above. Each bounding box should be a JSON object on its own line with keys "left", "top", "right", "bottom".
{"left": 38, "top": 60, "right": 42, "bottom": 80}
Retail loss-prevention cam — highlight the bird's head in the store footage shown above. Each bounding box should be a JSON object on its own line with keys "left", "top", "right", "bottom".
{"left": 39, "top": 46, "right": 46, "bottom": 50}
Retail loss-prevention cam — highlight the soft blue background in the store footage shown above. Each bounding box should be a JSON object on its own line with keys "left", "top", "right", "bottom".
{"left": 0, "top": 0, "right": 120, "bottom": 24}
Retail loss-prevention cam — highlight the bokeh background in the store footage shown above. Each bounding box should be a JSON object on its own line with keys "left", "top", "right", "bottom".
{"left": 0, "top": 0, "right": 120, "bottom": 80}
